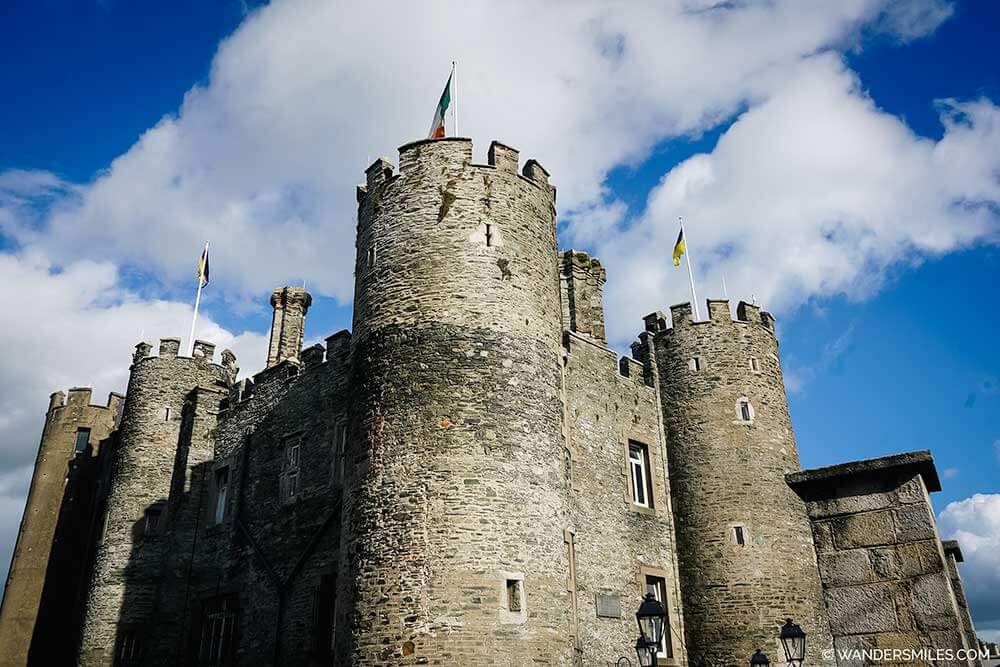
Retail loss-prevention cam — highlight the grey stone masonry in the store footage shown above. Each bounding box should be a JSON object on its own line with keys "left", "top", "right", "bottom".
{"left": 77, "top": 341, "right": 233, "bottom": 666}
{"left": 646, "top": 299, "right": 834, "bottom": 666}
{"left": 0, "top": 389, "right": 121, "bottom": 666}
{"left": 559, "top": 249, "right": 608, "bottom": 344}
{"left": 943, "top": 540, "right": 981, "bottom": 665}
{"left": 788, "top": 451, "right": 977, "bottom": 666}
{"left": 267, "top": 286, "right": 312, "bottom": 368}
{"left": 346, "top": 138, "right": 571, "bottom": 665}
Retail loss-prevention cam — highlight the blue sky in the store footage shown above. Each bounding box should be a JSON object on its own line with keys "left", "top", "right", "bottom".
{"left": 1, "top": 0, "right": 998, "bottom": 638}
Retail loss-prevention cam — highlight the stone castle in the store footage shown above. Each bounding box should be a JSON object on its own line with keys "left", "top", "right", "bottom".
{"left": 0, "top": 138, "right": 984, "bottom": 666}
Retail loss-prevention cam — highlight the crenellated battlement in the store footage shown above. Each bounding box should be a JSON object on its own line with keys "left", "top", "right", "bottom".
{"left": 642, "top": 299, "right": 776, "bottom": 336}
{"left": 130, "top": 337, "right": 235, "bottom": 371}
{"left": 356, "top": 138, "right": 555, "bottom": 210}
{"left": 47, "top": 388, "right": 124, "bottom": 415}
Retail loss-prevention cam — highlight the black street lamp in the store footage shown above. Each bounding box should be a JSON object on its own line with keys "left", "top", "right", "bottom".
{"left": 635, "top": 592, "right": 667, "bottom": 656}
{"left": 750, "top": 648, "right": 771, "bottom": 666}
{"left": 779, "top": 619, "right": 806, "bottom": 667}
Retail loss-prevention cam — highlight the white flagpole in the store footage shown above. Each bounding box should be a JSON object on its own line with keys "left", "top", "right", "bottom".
{"left": 188, "top": 241, "right": 208, "bottom": 355}
{"left": 679, "top": 217, "right": 701, "bottom": 321}
{"left": 452, "top": 61, "right": 459, "bottom": 136}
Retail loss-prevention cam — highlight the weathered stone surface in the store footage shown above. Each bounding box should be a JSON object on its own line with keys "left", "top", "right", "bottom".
{"left": 831, "top": 511, "right": 896, "bottom": 549}
{"left": 894, "top": 504, "right": 937, "bottom": 542}
{"left": 825, "top": 584, "right": 897, "bottom": 635}
{"left": 819, "top": 549, "right": 873, "bottom": 586}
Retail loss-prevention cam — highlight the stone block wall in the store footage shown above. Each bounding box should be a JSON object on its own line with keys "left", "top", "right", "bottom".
{"left": 562, "top": 330, "right": 687, "bottom": 665}
{"left": 788, "top": 452, "right": 976, "bottom": 665}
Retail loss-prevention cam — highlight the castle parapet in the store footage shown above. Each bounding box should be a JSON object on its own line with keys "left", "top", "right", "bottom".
{"left": 663, "top": 299, "right": 776, "bottom": 336}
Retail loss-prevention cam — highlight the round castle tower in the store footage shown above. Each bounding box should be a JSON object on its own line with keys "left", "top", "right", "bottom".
{"left": 344, "top": 138, "right": 571, "bottom": 664}
{"left": 78, "top": 338, "right": 235, "bottom": 666}
{"left": 0, "top": 388, "right": 121, "bottom": 665}
{"left": 644, "top": 299, "right": 832, "bottom": 665}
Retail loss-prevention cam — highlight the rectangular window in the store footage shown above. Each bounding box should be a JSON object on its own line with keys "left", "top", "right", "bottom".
{"left": 281, "top": 437, "right": 302, "bottom": 503}
{"left": 628, "top": 442, "right": 653, "bottom": 508}
{"left": 505, "top": 579, "right": 523, "bottom": 612}
{"left": 740, "top": 400, "right": 752, "bottom": 422}
{"left": 198, "top": 596, "right": 238, "bottom": 666}
{"left": 331, "top": 424, "right": 347, "bottom": 485}
{"left": 213, "top": 468, "right": 229, "bottom": 524}
{"left": 644, "top": 575, "right": 673, "bottom": 659}
{"left": 312, "top": 575, "right": 337, "bottom": 659}
{"left": 366, "top": 246, "right": 376, "bottom": 268}
{"left": 734, "top": 526, "right": 745, "bottom": 546}
{"left": 144, "top": 507, "right": 162, "bottom": 535}
{"left": 485, "top": 223, "right": 493, "bottom": 247}
{"left": 750, "top": 357, "right": 760, "bottom": 372}
{"left": 74, "top": 427, "right": 91, "bottom": 453}
{"left": 114, "top": 626, "right": 145, "bottom": 666}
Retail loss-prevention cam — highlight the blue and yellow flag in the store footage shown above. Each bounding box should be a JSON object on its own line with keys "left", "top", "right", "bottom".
{"left": 672, "top": 229, "right": 686, "bottom": 267}
{"left": 197, "top": 244, "right": 210, "bottom": 287}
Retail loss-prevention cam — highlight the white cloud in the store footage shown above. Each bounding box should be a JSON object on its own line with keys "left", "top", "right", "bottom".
{"left": 0, "top": 251, "right": 267, "bottom": 586}
{"left": 585, "top": 55, "right": 1000, "bottom": 343}
{"left": 0, "top": 0, "right": 963, "bottom": 311}
{"left": 942, "top": 467, "right": 959, "bottom": 479}
{"left": 938, "top": 494, "right": 1000, "bottom": 638}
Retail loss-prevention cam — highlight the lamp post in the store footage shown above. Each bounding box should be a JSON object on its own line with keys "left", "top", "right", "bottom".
{"left": 750, "top": 648, "right": 771, "bottom": 666}
{"left": 635, "top": 592, "right": 667, "bottom": 666}
{"left": 779, "top": 618, "right": 806, "bottom": 667}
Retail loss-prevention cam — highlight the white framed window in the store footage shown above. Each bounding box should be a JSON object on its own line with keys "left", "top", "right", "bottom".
{"left": 198, "top": 596, "right": 238, "bottom": 666}
{"left": 628, "top": 442, "right": 652, "bottom": 508}
{"left": 737, "top": 397, "right": 754, "bottom": 423}
{"left": 644, "top": 574, "right": 673, "bottom": 659}
{"left": 733, "top": 525, "right": 746, "bottom": 546}
{"left": 749, "top": 356, "right": 760, "bottom": 373}
{"left": 213, "top": 467, "right": 229, "bottom": 524}
{"left": 688, "top": 357, "right": 702, "bottom": 371}
{"left": 365, "top": 246, "right": 376, "bottom": 268}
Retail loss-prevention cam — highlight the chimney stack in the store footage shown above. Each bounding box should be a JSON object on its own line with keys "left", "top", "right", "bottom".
{"left": 267, "top": 286, "right": 312, "bottom": 368}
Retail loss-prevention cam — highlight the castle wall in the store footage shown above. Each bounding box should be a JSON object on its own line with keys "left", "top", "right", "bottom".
{"left": 78, "top": 340, "right": 233, "bottom": 666}
{"left": 344, "top": 138, "right": 573, "bottom": 664}
{"left": 0, "top": 388, "right": 120, "bottom": 666}
{"left": 561, "top": 329, "right": 687, "bottom": 665}
{"left": 788, "top": 453, "right": 976, "bottom": 666}
{"left": 647, "top": 300, "right": 833, "bottom": 665}
{"left": 943, "top": 541, "right": 981, "bottom": 666}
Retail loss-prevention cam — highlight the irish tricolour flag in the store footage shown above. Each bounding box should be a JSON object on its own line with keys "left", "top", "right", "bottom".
{"left": 428, "top": 69, "right": 453, "bottom": 139}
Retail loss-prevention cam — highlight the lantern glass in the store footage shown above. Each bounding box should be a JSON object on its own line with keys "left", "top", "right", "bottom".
{"left": 635, "top": 593, "right": 667, "bottom": 647}
{"left": 779, "top": 619, "right": 806, "bottom": 664}
{"left": 635, "top": 637, "right": 656, "bottom": 667}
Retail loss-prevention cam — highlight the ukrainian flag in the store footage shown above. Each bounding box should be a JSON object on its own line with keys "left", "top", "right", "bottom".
{"left": 197, "top": 244, "right": 210, "bottom": 287}
{"left": 672, "top": 229, "right": 686, "bottom": 267}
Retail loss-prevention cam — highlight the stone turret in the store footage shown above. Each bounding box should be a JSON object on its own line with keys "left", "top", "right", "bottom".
{"left": 345, "top": 138, "right": 570, "bottom": 664}
{"left": 267, "top": 286, "right": 312, "bottom": 368}
{"left": 643, "top": 299, "right": 833, "bottom": 665}
{"left": 0, "top": 389, "right": 121, "bottom": 665}
{"left": 77, "top": 340, "right": 233, "bottom": 666}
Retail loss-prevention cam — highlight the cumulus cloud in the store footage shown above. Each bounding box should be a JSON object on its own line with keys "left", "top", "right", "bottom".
{"left": 938, "top": 494, "right": 1000, "bottom": 640}
{"left": 583, "top": 55, "right": 1000, "bottom": 343}
{"left": 0, "top": 252, "right": 267, "bottom": 582}
{"left": 0, "top": 0, "right": 964, "bottom": 308}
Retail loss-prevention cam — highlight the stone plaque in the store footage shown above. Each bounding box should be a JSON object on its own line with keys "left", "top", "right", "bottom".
{"left": 595, "top": 593, "right": 621, "bottom": 618}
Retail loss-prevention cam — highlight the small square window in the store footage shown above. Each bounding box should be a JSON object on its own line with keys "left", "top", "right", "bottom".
{"left": 688, "top": 357, "right": 702, "bottom": 371}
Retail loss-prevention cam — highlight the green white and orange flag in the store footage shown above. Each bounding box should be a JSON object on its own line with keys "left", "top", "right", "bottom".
{"left": 428, "top": 69, "right": 454, "bottom": 139}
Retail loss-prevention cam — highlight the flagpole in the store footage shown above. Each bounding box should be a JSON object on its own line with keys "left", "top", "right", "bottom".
{"left": 188, "top": 241, "right": 208, "bottom": 356}
{"left": 679, "top": 217, "right": 701, "bottom": 321}
{"left": 452, "top": 61, "right": 459, "bottom": 136}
